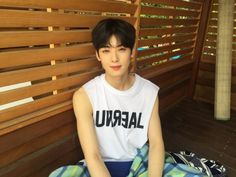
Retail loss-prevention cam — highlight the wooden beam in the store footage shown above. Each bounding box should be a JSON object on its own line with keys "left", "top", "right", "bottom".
{"left": 188, "top": 0, "right": 213, "bottom": 97}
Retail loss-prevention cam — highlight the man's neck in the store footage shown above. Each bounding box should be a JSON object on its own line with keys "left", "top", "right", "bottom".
{"left": 104, "top": 73, "right": 135, "bottom": 91}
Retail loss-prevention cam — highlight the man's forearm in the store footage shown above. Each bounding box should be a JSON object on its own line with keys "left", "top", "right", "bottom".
{"left": 148, "top": 143, "right": 165, "bottom": 177}
{"left": 86, "top": 155, "right": 111, "bottom": 177}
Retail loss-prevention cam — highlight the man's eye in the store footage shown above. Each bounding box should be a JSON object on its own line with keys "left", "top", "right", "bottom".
{"left": 119, "top": 47, "right": 127, "bottom": 51}
{"left": 102, "top": 49, "right": 110, "bottom": 53}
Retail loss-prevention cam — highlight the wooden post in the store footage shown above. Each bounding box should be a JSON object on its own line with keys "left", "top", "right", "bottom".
{"left": 131, "top": 0, "right": 141, "bottom": 73}
{"left": 188, "top": 0, "right": 213, "bottom": 97}
{"left": 215, "top": 0, "right": 234, "bottom": 120}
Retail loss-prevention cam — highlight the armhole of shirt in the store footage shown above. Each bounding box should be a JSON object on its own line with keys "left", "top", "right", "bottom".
{"left": 82, "top": 83, "right": 95, "bottom": 111}
{"left": 145, "top": 81, "right": 160, "bottom": 128}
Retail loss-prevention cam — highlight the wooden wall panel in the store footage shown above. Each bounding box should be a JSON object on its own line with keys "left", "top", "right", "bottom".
{"left": 159, "top": 80, "right": 189, "bottom": 112}
{"left": 0, "top": 0, "right": 210, "bottom": 176}
{"left": 0, "top": 0, "right": 137, "bottom": 135}
{"left": 0, "top": 1, "right": 138, "bottom": 177}
{"left": 138, "top": 0, "right": 211, "bottom": 113}
{"left": 0, "top": 0, "right": 137, "bottom": 14}
{"left": 0, "top": 30, "right": 91, "bottom": 48}
{"left": 0, "top": 110, "right": 74, "bottom": 153}
{"left": 195, "top": 62, "right": 236, "bottom": 110}
{"left": 194, "top": 0, "right": 236, "bottom": 111}
{"left": 0, "top": 110, "right": 83, "bottom": 177}
{"left": 31, "top": 148, "right": 82, "bottom": 177}
{"left": 149, "top": 62, "right": 193, "bottom": 111}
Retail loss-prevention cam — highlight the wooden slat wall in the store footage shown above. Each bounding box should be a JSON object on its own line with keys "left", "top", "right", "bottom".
{"left": 0, "top": 110, "right": 83, "bottom": 177}
{"left": 194, "top": 0, "right": 236, "bottom": 110}
{"left": 138, "top": 0, "right": 204, "bottom": 110}
{"left": 0, "top": 0, "right": 209, "bottom": 176}
{"left": 0, "top": 0, "right": 137, "bottom": 134}
{"left": 0, "top": 1, "right": 138, "bottom": 177}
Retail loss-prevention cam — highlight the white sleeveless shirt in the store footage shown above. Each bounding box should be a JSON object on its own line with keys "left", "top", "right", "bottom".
{"left": 83, "top": 74, "right": 159, "bottom": 161}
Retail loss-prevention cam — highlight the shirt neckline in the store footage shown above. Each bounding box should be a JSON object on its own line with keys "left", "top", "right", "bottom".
{"left": 101, "top": 73, "right": 141, "bottom": 96}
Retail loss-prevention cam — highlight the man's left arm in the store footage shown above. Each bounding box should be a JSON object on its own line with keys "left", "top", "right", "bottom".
{"left": 148, "top": 96, "right": 165, "bottom": 177}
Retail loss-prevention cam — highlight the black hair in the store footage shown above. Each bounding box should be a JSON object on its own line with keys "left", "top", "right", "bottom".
{"left": 92, "top": 18, "right": 136, "bottom": 52}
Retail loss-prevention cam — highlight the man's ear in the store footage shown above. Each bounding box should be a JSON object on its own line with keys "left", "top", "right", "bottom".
{"left": 96, "top": 51, "right": 101, "bottom": 61}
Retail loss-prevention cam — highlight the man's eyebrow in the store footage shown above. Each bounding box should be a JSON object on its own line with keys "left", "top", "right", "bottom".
{"left": 103, "top": 44, "right": 123, "bottom": 48}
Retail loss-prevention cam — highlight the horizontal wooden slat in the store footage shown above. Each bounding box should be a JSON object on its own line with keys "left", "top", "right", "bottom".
{"left": 0, "top": 102, "right": 73, "bottom": 135}
{"left": 150, "top": 63, "right": 192, "bottom": 90}
{"left": 0, "top": 70, "right": 100, "bottom": 105}
{"left": 138, "top": 33, "right": 196, "bottom": 47}
{"left": 232, "top": 93, "right": 236, "bottom": 110}
{"left": 232, "top": 51, "right": 236, "bottom": 58}
{"left": 0, "top": 10, "right": 136, "bottom": 28}
{"left": 0, "top": 58, "right": 100, "bottom": 87}
{"left": 0, "top": 109, "right": 75, "bottom": 153}
{"left": 209, "top": 12, "right": 218, "bottom": 19}
{"left": 140, "top": 18, "right": 200, "bottom": 27}
{"left": 197, "top": 76, "right": 236, "bottom": 92}
{"left": 201, "top": 54, "right": 215, "bottom": 63}
{"left": 0, "top": 0, "right": 137, "bottom": 14}
{"left": 207, "top": 26, "right": 217, "bottom": 33}
{"left": 0, "top": 89, "right": 74, "bottom": 123}
{"left": 0, "top": 121, "right": 76, "bottom": 167}
{"left": 233, "top": 76, "right": 236, "bottom": 83}
{"left": 139, "top": 26, "right": 197, "bottom": 37}
{"left": 141, "top": 6, "right": 200, "bottom": 17}
{"left": 208, "top": 19, "right": 217, "bottom": 26}
{"left": 204, "top": 40, "right": 216, "bottom": 47}
{"left": 199, "top": 61, "right": 215, "bottom": 72}
{"left": 159, "top": 78, "right": 189, "bottom": 102}
{"left": 211, "top": 3, "right": 218, "bottom": 11}
{"left": 138, "top": 55, "right": 194, "bottom": 78}
{"left": 202, "top": 55, "right": 235, "bottom": 65}
{"left": 33, "top": 147, "right": 82, "bottom": 177}
{"left": 203, "top": 49, "right": 236, "bottom": 59}
{"left": 194, "top": 85, "right": 214, "bottom": 103}
{"left": 138, "top": 40, "right": 195, "bottom": 58}
{"left": 160, "top": 83, "right": 187, "bottom": 110}
{"left": 0, "top": 135, "right": 79, "bottom": 177}
{"left": 138, "top": 47, "right": 194, "bottom": 67}
{"left": 31, "top": 146, "right": 82, "bottom": 177}
{"left": 0, "top": 43, "right": 95, "bottom": 68}
{"left": 141, "top": 0, "right": 202, "bottom": 10}
{"left": 197, "top": 77, "right": 214, "bottom": 88}
{"left": 0, "top": 30, "right": 91, "bottom": 48}
{"left": 203, "top": 47, "right": 216, "bottom": 54}
{"left": 205, "top": 34, "right": 217, "bottom": 41}
{"left": 198, "top": 70, "right": 215, "bottom": 80}
{"left": 199, "top": 61, "right": 236, "bottom": 74}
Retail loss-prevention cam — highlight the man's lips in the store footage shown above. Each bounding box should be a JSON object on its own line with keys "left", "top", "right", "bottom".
{"left": 110, "top": 65, "right": 121, "bottom": 71}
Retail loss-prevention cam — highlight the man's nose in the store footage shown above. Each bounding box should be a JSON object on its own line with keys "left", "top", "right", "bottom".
{"left": 111, "top": 51, "right": 119, "bottom": 62}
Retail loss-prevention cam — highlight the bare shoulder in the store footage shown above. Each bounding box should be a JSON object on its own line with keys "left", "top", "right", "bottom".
{"left": 73, "top": 87, "right": 92, "bottom": 118}
{"left": 73, "top": 87, "right": 88, "bottom": 102}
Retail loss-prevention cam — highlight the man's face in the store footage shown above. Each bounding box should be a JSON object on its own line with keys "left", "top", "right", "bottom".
{"left": 96, "top": 35, "right": 132, "bottom": 78}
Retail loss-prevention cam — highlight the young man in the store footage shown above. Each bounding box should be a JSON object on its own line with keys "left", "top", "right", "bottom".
{"left": 73, "top": 18, "right": 165, "bottom": 177}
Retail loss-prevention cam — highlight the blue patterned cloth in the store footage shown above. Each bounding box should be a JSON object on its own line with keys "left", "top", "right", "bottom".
{"left": 49, "top": 144, "right": 210, "bottom": 177}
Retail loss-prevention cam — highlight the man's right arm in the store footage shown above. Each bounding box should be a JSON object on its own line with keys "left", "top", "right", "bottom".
{"left": 73, "top": 88, "right": 111, "bottom": 177}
